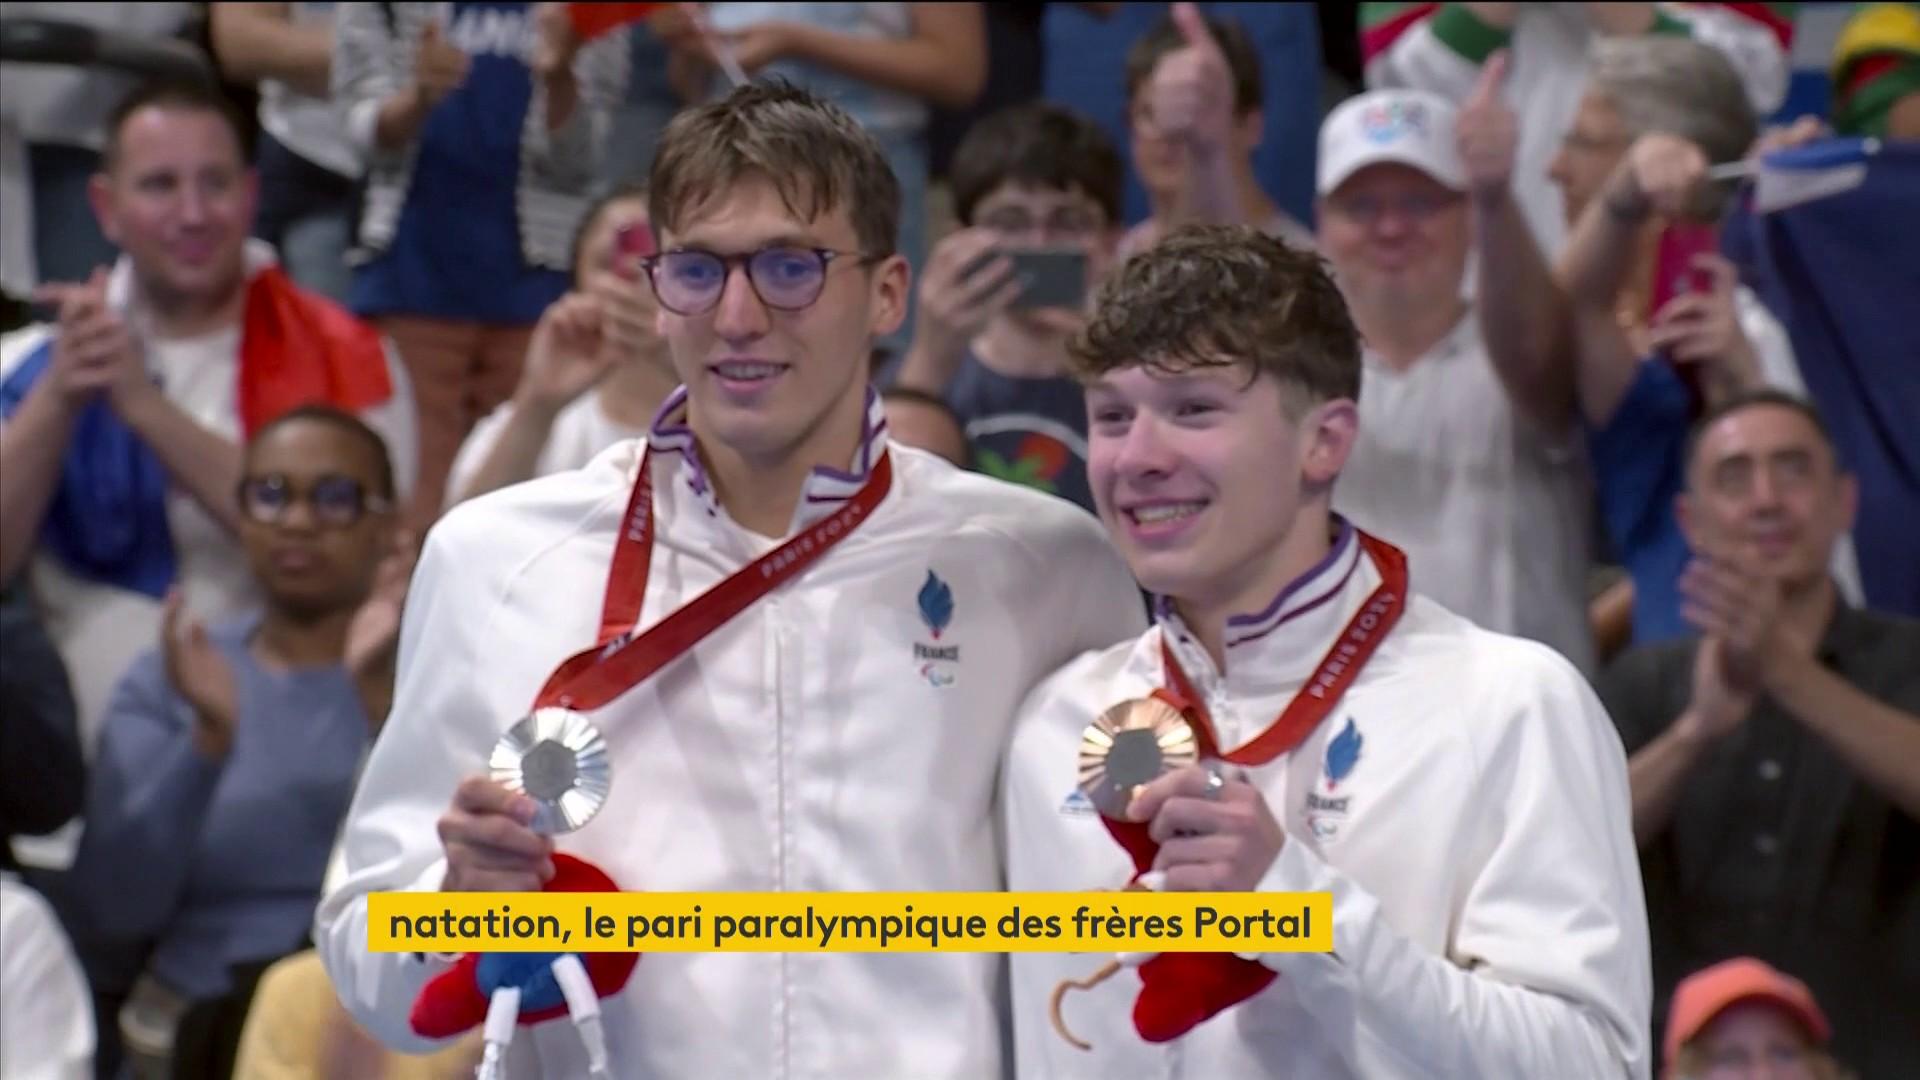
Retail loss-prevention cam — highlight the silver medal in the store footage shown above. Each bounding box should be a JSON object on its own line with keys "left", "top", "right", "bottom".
{"left": 490, "top": 707, "right": 612, "bottom": 835}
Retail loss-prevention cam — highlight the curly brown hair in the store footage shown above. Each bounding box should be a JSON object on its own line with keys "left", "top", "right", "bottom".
{"left": 1068, "top": 225, "right": 1362, "bottom": 415}
{"left": 648, "top": 81, "right": 900, "bottom": 258}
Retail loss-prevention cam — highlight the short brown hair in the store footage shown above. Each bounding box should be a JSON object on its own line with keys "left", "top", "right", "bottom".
{"left": 950, "top": 104, "right": 1123, "bottom": 227}
{"left": 648, "top": 81, "right": 899, "bottom": 257}
{"left": 1069, "top": 225, "right": 1361, "bottom": 412}
{"left": 1125, "top": 13, "right": 1263, "bottom": 117}
{"left": 103, "top": 81, "right": 248, "bottom": 174}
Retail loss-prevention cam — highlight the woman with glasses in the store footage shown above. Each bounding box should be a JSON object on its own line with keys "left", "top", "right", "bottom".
{"left": 56, "top": 407, "right": 410, "bottom": 1079}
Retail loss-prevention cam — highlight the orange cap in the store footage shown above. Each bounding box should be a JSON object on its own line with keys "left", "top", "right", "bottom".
{"left": 1664, "top": 958, "right": 1832, "bottom": 1070}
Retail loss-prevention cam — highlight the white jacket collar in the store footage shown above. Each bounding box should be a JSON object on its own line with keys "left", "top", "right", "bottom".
{"left": 1131, "top": 518, "right": 1387, "bottom": 721}
{"left": 643, "top": 384, "right": 891, "bottom": 535}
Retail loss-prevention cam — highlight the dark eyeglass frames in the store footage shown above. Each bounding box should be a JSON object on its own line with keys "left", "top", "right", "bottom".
{"left": 237, "top": 473, "right": 392, "bottom": 528}
{"left": 641, "top": 246, "right": 881, "bottom": 316}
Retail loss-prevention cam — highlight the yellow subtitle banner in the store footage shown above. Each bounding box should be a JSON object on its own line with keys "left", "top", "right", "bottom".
{"left": 367, "top": 892, "right": 1332, "bottom": 954}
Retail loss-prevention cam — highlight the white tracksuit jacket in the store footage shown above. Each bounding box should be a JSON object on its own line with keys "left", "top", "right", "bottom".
{"left": 315, "top": 389, "right": 1147, "bottom": 1079}
{"left": 1004, "top": 522, "right": 1653, "bottom": 1079}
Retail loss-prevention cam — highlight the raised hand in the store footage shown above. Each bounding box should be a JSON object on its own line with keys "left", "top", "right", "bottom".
{"left": 516, "top": 292, "right": 615, "bottom": 415}
{"left": 33, "top": 268, "right": 144, "bottom": 409}
{"left": 412, "top": 20, "right": 471, "bottom": 109}
{"left": 1617, "top": 132, "right": 1710, "bottom": 221}
{"left": 161, "top": 590, "right": 240, "bottom": 758}
{"left": 529, "top": 2, "right": 581, "bottom": 80}
{"left": 911, "top": 228, "right": 1022, "bottom": 368}
{"left": 1456, "top": 50, "right": 1518, "bottom": 203}
{"left": 1145, "top": 3, "right": 1235, "bottom": 156}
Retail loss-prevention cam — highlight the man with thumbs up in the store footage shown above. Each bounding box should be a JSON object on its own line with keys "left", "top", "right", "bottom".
{"left": 1117, "top": 5, "right": 1313, "bottom": 258}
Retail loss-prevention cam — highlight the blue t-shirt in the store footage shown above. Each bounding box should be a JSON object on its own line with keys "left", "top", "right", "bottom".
{"left": 943, "top": 352, "right": 1094, "bottom": 516}
{"left": 1590, "top": 359, "right": 1694, "bottom": 645}
{"left": 350, "top": 2, "right": 568, "bottom": 325}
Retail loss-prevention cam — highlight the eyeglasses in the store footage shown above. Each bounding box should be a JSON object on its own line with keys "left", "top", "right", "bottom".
{"left": 975, "top": 207, "right": 1105, "bottom": 241}
{"left": 238, "top": 473, "right": 392, "bottom": 528}
{"left": 642, "top": 247, "right": 878, "bottom": 316}
{"left": 1325, "top": 191, "right": 1463, "bottom": 226}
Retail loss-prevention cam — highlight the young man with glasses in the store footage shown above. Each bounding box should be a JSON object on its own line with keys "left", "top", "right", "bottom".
{"left": 888, "top": 102, "right": 1124, "bottom": 514}
{"left": 1317, "top": 85, "right": 1598, "bottom": 676}
{"left": 58, "top": 406, "right": 411, "bottom": 1076}
{"left": 317, "top": 82, "right": 1145, "bottom": 1076}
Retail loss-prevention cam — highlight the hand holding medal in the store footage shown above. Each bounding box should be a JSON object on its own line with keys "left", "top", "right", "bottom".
{"left": 1050, "top": 529, "right": 1410, "bottom": 1049}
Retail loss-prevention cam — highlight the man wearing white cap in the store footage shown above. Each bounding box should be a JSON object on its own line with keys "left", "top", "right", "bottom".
{"left": 1319, "top": 83, "right": 1597, "bottom": 675}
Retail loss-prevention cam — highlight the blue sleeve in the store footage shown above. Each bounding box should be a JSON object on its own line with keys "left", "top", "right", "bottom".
{"left": 1587, "top": 360, "right": 1693, "bottom": 564}
{"left": 64, "top": 650, "right": 226, "bottom": 944}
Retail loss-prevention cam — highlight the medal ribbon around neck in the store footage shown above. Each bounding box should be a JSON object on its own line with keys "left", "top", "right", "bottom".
{"left": 532, "top": 444, "right": 893, "bottom": 712}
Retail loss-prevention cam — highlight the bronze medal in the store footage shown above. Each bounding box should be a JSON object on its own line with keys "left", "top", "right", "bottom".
{"left": 1077, "top": 697, "right": 1198, "bottom": 820}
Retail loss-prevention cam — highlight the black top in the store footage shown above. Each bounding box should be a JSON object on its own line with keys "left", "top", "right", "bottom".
{"left": 1598, "top": 601, "right": 1920, "bottom": 1077}
{"left": 0, "top": 582, "right": 85, "bottom": 866}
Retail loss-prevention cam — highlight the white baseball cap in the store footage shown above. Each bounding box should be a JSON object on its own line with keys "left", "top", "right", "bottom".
{"left": 1317, "top": 89, "right": 1467, "bottom": 196}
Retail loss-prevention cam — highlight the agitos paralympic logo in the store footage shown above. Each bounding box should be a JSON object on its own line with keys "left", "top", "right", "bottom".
{"left": 913, "top": 570, "right": 960, "bottom": 686}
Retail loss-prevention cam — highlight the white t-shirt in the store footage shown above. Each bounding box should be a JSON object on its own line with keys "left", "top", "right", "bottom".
{"left": 445, "top": 392, "right": 646, "bottom": 508}
{"left": 0, "top": 875, "right": 94, "bottom": 1080}
{"left": 1334, "top": 313, "right": 1597, "bottom": 675}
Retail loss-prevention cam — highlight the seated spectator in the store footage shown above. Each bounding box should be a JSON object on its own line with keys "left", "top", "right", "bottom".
{"left": 1663, "top": 957, "right": 1855, "bottom": 1080}
{"left": 0, "top": 579, "right": 84, "bottom": 869}
{"left": 1483, "top": 34, "right": 1864, "bottom": 647}
{"left": 1116, "top": 4, "right": 1312, "bottom": 258}
{"left": 332, "top": 1, "right": 629, "bottom": 533}
{"left": 1597, "top": 391, "right": 1920, "bottom": 1077}
{"left": 0, "top": 81, "right": 418, "bottom": 768}
{"left": 889, "top": 102, "right": 1122, "bottom": 513}
{"left": 231, "top": 949, "right": 479, "bottom": 1079}
{"left": 880, "top": 387, "right": 969, "bottom": 469}
{"left": 444, "top": 184, "right": 673, "bottom": 508}
{"left": 1830, "top": 2, "right": 1920, "bottom": 140}
{"left": 1321, "top": 85, "right": 1596, "bottom": 673}
{"left": 0, "top": 872, "right": 94, "bottom": 1079}
{"left": 210, "top": 2, "right": 364, "bottom": 303}
{"left": 1363, "top": 2, "right": 1792, "bottom": 256}
{"left": 56, "top": 406, "right": 413, "bottom": 1075}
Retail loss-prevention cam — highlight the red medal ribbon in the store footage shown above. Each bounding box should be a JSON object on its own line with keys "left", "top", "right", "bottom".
{"left": 531, "top": 445, "right": 893, "bottom": 712}
{"left": 1156, "top": 530, "right": 1409, "bottom": 764}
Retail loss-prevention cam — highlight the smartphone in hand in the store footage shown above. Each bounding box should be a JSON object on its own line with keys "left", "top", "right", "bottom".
{"left": 1648, "top": 221, "right": 1720, "bottom": 415}
{"left": 1001, "top": 248, "right": 1090, "bottom": 311}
